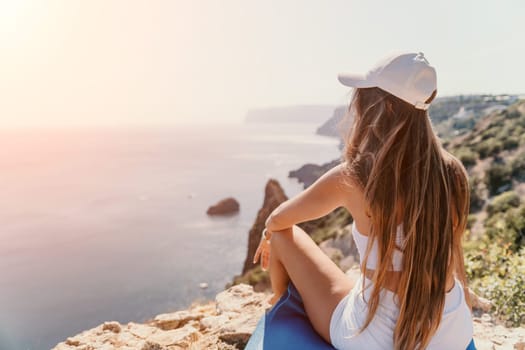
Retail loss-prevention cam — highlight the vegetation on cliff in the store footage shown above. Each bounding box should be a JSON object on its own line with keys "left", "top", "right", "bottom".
{"left": 449, "top": 99, "right": 525, "bottom": 326}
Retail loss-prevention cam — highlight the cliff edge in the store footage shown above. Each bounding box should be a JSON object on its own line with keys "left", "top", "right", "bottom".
{"left": 52, "top": 281, "right": 524, "bottom": 350}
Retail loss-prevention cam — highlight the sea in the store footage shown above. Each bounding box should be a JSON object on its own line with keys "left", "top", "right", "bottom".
{"left": 0, "top": 121, "right": 341, "bottom": 350}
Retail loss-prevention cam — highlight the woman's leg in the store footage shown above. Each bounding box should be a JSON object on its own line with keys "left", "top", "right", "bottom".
{"left": 268, "top": 224, "right": 355, "bottom": 344}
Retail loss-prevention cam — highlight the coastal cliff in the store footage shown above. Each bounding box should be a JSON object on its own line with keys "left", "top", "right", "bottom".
{"left": 240, "top": 179, "right": 288, "bottom": 276}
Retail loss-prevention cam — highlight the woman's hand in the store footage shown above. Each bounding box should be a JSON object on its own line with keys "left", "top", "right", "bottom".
{"left": 253, "top": 228, "right": 272, "bottom": 271}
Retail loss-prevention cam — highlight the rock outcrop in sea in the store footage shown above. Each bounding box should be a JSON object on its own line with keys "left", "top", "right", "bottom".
{"left": 288, "top": 159, "right": 341, "bottom": 189}
{"left": 206, "top": 197, "right": 240, "bottom": 216}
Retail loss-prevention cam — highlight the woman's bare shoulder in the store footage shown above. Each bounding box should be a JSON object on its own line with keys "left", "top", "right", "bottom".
{"left": 334, "top": 161, "right": 360, "bottom": 190}
{"left": 335, "top": 161, "right": 368, "bottom": 215}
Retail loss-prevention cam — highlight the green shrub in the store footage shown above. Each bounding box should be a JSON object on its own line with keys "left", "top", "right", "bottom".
{"left": 480, "top": 127, "right": 499, "bottom": 141}
{"left": 476, "top": 139, "right": 504, "bottom": 159}
{"left": 467, "top": 214, "right": 477, "bottom": 229}
{"left": 231, "top": 265, "right": 269, "bottom": 289}
{"left": 511, "top": 125, "right": 524, "bottom": 138}
{"left": 308, "top": 207, "right": 352, "bottom": 244}
{"left": 485, "top": 162, "right": 513, "bottom": 196}
{"left": 469, "top": 176, "right": 484, "bottom": 212}
{"left": 502, "top": 136, "right": 519, "bottom": 150}
{"left": 507, "top": 109, "right": 522, "bottom": 119}
{"left": 465, "top": 243, "right": 525, "bottom": 326}
{"left": 503, "top": 205, "right": 525, "bottom": 250}
{"left": 454, "top": 147, "right": 478, "bottom": 167}
{"left": 511, "top": 152, "right": 525, "bottom": 181}
{"left": 486, "top": 191, "right": 521, "bottom": 216}
{"left": 484, "top": 204, "right": 525, "bottom": 252}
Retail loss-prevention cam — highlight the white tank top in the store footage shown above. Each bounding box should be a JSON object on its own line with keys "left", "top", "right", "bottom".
{"left": 351, "top": 221, "right": 405, "bottom": 271}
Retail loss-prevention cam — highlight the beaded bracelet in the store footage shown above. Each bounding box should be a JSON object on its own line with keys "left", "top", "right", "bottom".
{"left": 262, "top": 228, "right": 271, "bottom": 242}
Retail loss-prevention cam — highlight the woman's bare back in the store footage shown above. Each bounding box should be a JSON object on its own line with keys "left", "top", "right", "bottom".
{"left": 339, "top": 177, "right": 455, "bottom": 294}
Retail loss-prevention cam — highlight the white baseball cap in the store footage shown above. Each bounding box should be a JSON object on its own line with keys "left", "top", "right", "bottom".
{"left": 337, "top": 51, "right": 437, "bottom": 110}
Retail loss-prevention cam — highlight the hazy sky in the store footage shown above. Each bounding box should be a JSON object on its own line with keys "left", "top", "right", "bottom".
{"left": 1, "top": 0, "right": 523, "bottom": 127}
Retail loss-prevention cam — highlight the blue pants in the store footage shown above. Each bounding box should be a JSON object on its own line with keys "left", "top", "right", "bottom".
{"left": 245, "top": 282, "right": 477, "bottom": 350}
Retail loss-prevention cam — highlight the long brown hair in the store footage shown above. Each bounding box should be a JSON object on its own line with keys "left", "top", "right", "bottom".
{"left": 337, "top": 87, "right": 470, "bottom": 349}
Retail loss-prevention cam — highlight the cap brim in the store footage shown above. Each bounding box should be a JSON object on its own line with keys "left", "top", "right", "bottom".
{"left": 337, "top": 72, "right": 375, "bottom": 88}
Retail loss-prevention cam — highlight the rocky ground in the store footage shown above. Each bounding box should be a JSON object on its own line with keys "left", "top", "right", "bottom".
{"left": 53, "top": 281, "right": 524, "bottom": 350}
{"left": 52, "top": 284, "right": 271, "bottom": 350}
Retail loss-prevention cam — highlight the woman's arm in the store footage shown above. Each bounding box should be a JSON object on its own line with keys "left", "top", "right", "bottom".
{"left": 265, "top": 162, "right": 352, "bottom": 232}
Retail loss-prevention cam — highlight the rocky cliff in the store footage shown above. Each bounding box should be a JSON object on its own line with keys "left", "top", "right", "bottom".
{"left": 232, "top": 177, "right": 353, "bottom": 292}
{"left": 240, "top": 179, "right": 288, "bottom": 276}
{"left": 315, "top": 105, "right": 347, "bottom": 139}
{"left": 52, "top": 280, "right": 524, "bottom": 350}
{"left": 52, "top": 284, "right": 270, "bottom": 350}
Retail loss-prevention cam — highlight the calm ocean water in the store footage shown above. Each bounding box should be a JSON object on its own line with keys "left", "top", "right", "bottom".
{"left": 0, "top": 121, "right": 341, "bottom": 350}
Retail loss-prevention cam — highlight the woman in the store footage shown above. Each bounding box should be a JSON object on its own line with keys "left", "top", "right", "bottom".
{"left": 253, "top": 51, "right": 474, "bottom": 349}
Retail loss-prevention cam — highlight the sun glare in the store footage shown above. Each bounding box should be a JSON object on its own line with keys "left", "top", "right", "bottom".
{"left": 0, "top": 0, "right": 27, "bottom": 32}
{"left": 0, "top": 0, "right": 46, "bottom": 47}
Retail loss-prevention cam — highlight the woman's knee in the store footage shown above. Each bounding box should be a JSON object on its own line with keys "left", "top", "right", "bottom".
{"left": 270, "top": 225, "right": 312, "bottom": 256}
{"left": 270, "top": 224, "right": 305, "bottom": 240}
{"left": 269, "top": 226, "right": 293, "bottom": 252}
